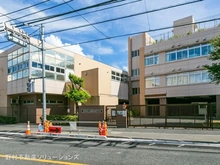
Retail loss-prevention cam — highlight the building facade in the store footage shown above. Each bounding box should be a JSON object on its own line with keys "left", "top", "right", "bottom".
{"left": 128, "top": 16, "right": 220, "bottom": 117}
{"left": 0, "top": 37, "right": 128, "bottom": 122}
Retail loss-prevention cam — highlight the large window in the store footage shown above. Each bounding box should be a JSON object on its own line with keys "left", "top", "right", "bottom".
{"left": 166, "top": 44, "right": 212, "bottom": 62}
{"left": 145, "top": 55, "right": 159, "bottom": 66}
{"left": 145, "top": 76, "right": 160, "bottom": 88}
{"left": 166, "top": 70, "right": 211, "bottom": 86}
{"left": 7, "top": 46, "right": 30, "bottom": 82}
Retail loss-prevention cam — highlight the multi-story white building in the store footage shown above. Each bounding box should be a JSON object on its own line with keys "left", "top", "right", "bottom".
{"left": 0, "top": 37, "right": 128, "bottom": 122}
{"left": 128, "top": 16, "right": 220, "bottom": 118}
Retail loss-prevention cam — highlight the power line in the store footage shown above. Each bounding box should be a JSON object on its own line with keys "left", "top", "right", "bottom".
{"left": 33, "top": 0, "right": 141, "bottom": 26}
{"left": 40, "top": 0, "right": 203, "bottom": 36}
{"left": 1, "top": 16, "right": 219, "bottom": 58}
{"left": 8, "top": 0, "right": 74, "bottom": 24}
{"left": 144, "top": 0, "right": 151, "bottom": 30}
{"left": 0, "top": 0, "right": 50, "bottom": 18}
{"left": 63, "top": 0, "right": 108, "bottom": 38}
{"left": 22, "top": 0, "right": 129, "bottom": 25}
{"left": 43, "top": 17, "right": 220, "bottom": 51}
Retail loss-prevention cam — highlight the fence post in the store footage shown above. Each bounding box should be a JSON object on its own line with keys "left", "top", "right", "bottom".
{"left": 165, "top": 105, "right": 167, "bottom": 128}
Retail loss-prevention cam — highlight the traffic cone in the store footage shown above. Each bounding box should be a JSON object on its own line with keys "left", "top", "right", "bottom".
{"left": 26, "top": 121, "right": 31, "bottom": 135}
{"left": 104, "top": 121, "right": 108, "bottom": 136}
{"left": 98, "top": 121, "right": 102, "bottom": 135}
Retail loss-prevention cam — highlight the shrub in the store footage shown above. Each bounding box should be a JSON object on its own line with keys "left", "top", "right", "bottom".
{"left": 129, "top": 110, "right": 140, "bottom": 117}
{"left": 40, "top": 115, "right": 78, "bottom": 124}
{"left": 0, "top": 116, "right": 16, "bottom": 124}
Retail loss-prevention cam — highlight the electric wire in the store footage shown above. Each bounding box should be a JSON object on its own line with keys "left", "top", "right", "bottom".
{"left": 21, "top": 0, "right": 130, "bottom": 25}
{"left": 62, "top": 0, "right": 108, "bottom": 38}
{"left": 144, "top": 0, "right": 151, "bottom": 30}
{"left": 42, "top": 17, "right": 220, "bottom": 51}
{"left": 38, "top": 0, "right": 203, "bottom": 36}
{"left": 33, "top": 0, "right": 141, "bottom": 26}
{"left": 8, "top": 0, "right": 74, "bottom": 24}
{"left": 0, "top": 0, "right": 50, "bottom": 18}
{"left": 0, "top": 0, "right": 204, "bottom": 45}
{"left": 1, "top": 16, "right": 219, "bottom": 58}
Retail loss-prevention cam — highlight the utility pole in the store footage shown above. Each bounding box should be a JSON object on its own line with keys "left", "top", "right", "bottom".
{"left": 40, "top": 24, "right": 46, "bottom": 123}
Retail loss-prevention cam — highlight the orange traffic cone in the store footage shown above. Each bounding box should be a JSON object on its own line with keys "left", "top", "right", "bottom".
{"left": 26, "top": 121, "right": 31, "bottom": 135}
{"left": 104, "top": 121, "right": 108, "bottom": 136}
{"left": 98, "top": 121, "right": 102, "bottom": 135}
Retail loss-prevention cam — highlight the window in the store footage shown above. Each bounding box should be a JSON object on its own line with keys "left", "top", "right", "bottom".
{"left": 18, "top": 63, "right": 23, "bottom": 71}
{"left": 132, "top": 88, "right": 140, "bottom": 95}
{"left": 202, "top": 71, "right": 210, "bottom": 82}
{"left": 46, "top": 72, "right": 55, "bottom": 80}
{"left": 23, "top": 100, "right": 34, "bottom": 104}
{"left": 166, "top": 70, "right": 211, "bottom": 86}
{"left": 201, "top": 44, "right": 212, "bottom": 56}
{"left": 31, "top": 69, "right": 42, "bottom": 78}
{"left": 57, "top": 74, "right": 65, "bottom": 81}
{"left": 177, "top": 73, "right": 188, "bottom": 85}
{"left": 166, "top": 74, "right": 177, "bottom": 86}
{"left": 177, "top": 49, "right": 188, "bottom": 60}
{"left": 166, "top": 43, "right": 212, "bottom": 63}
{"left": 8, "top": 60, "right": 12, "bottom": 67}
{"left": 189, "top": 46, "right": 200, "bottom": 58}
{"left": 12, "top": 73, "right": 17, "bottom": 81}
{"left": 23, "top": 69, "right": 29, "bottom": 77}
{"left": 145, "top": 76, "right": 160, "bottom": 88}
{"left": 132, "top": 50, "right": 139, "bottom": 57}
{"left": 189, "top": 71, "right": 201, "bottom": 83}
{"left": 166, "top": 51, "right": 176, "bottom": 62}
{"left": 145, "top": 55, "right": 159, "bottom": 66}
{"left": 132, "top": 69, "right": 139, "bottom": 76}
{"left": 17, "top": 71, "right": 22, "bottom": 79}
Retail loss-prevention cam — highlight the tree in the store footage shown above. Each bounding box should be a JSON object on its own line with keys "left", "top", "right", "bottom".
{"left": 65, "top": 73, "right": 91, "bottom": 114}
{"left": 204, "top": 35, "right": 220, "bottom": 84}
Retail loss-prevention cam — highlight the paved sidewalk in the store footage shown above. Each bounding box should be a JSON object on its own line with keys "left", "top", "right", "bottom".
{"left": 0, "top": 123, "right": 219, "bottom": 142}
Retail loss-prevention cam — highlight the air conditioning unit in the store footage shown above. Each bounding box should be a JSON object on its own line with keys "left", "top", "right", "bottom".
{"left": 10, "top": 99, "right": 19, "bottom": 104}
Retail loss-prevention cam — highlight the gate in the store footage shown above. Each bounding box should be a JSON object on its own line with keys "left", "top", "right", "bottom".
{"left": 127, "top": 104, "right": 214, "bottom": 129}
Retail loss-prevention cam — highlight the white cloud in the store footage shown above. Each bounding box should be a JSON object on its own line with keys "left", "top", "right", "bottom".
{"left": 122, "top": 66, "right": 128, "bottom": 72}
{"left": 45, "top": 34, "right": 94, "bottom": 59}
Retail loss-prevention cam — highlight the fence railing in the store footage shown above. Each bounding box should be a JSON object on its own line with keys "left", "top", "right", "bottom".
{"left": 127, "top": 104, "right": 215, "bottom": 129}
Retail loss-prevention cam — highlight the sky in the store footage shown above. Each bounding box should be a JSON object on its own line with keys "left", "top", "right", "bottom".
{"left": 0, "top": 0, "right": 220, "bottom": 71}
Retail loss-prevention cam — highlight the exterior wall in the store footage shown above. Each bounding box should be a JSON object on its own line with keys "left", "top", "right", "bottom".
{"left": 0, "top": 33, "right": 128, "bottom": 119}
{"left": 173, "top": 16, "right": 195, "bottom": 36}
{"left": 128, "top": 16, "right": 220, "bottom": 116}
{"left": 144, "top": 27, "right": 220, "bottom": 97}
{"left": 82, "top": 68, "right": 99, "bottom": 96}
{"left": 0, "top": 50, "right": 8, "bottom": 112}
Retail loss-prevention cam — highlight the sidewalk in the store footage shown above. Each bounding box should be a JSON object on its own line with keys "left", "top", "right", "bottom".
{"left": 0, "top": 123, "right": 219, "bottom": 143}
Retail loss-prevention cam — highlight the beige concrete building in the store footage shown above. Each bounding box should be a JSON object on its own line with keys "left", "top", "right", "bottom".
{"left": 128, "top": 16, "right": 220, "bottom": 117}
{"left": 0, "top": 37, "right": 128, "bottom": 122}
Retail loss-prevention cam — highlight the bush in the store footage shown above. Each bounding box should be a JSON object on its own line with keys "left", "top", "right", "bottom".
{"left": 129, "top": 110, "right": 140, "bottom": 117}
{"left": 0, "top": 116, "right": 16, "bottom": 124}
{"left": 40, "top": 115, "right": 78, "bottom": 125}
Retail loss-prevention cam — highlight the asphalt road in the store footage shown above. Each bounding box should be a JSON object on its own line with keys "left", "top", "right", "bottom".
{"left": 0, "top": 137, "right": 219, "bottom": 165}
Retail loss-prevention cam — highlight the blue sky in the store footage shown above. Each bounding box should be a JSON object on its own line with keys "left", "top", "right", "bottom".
{"left": 0, "top": 0, "right": 220, "bottom": 71}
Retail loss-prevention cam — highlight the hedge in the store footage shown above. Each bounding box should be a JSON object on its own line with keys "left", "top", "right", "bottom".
{"left": 40, "top": 115, "right": 78, "bottom": 125}
{"left": 0, "top": 116, "right": 16, "bottom": 124}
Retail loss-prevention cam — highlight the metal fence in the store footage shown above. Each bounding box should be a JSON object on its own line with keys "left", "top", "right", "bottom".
{"left": 127, "top": 104, "right": 215, "bottom": 129}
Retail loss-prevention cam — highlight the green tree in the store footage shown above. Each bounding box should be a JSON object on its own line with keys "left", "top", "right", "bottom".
{"left": 204, "top": 35, "right": 220, "bottom": 84}
{"left": 65, "top": 73, "right": 91, "bottom": 113}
